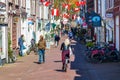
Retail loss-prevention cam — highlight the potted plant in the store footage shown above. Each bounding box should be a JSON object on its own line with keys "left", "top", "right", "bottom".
{"left": 8, "top": 32, "right": 13, "bottom": 63}
{"left": 85, "top": 41, "right": 94, "bottom": 49}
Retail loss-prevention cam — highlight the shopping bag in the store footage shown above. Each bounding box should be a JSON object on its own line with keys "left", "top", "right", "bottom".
{"left": 69, "top": 47, "right": 73, "bottom": 55}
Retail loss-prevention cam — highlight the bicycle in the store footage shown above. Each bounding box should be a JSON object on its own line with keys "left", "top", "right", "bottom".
{"left": 8, "top": 47, "right": 19, "bottom": 63}
{"left": 63, "top": 55, "right": 70, "bottom": 72}
{"left": 26, "top": 44, "right": 38, "bottom": 55}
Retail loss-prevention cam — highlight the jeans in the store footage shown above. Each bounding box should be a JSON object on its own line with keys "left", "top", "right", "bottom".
{"left": 38, "top": 49, "right": 45, "bottom": 63}
{"left": 55, "top": 41, "right": 59, "bottom": 47}
{"left": 20, "top": 45, "right": 24, "bottom": 56}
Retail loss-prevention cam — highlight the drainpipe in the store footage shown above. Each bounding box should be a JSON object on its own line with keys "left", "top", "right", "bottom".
{"left": 5, "top": 0, "right": 9, "bottom": 63}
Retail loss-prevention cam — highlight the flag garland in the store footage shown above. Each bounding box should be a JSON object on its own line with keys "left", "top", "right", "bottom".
{"left": 51, "top": 9, "right": 59, "bottom": 16}
{"left": 43, "top": 1, "right": 50, "bottom": 6}
{"left": 62, "top": 3, "right": 70, "bottom": 10}
{"left": 72, "top": 14, "right": 77, "bottom": 20}
{"left": 62, "top": 13, "right": 70, "bottom": 18}
{"left": 76, "top": 1, "right": 86, "bottom": 6}
{"left": 74, "top": 7, "right": 80, "bottom": 12}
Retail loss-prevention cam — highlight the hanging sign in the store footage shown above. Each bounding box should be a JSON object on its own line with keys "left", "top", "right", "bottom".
{"left": 92, "top": 15, "right": 101, "bottom": 27}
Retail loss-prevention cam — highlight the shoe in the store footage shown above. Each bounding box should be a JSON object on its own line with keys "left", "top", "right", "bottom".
{"left": 68, "top": 60, "right": 70, "bottom": 63}
{"left": 37, "top": 62, "right": 42, "bottom": 64}
{"left": 62, "top": 66, "right": 64, "bottom": 70}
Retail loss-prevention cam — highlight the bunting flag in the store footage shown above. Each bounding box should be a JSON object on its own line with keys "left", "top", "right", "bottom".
{"left": 51, "top": 9, "right": 59, "bottom": 16}
{"left": 76, "top": 1, "right": 81, "bottom": 6}
{"left": 72, "top": 15, "right": 77, "bottom": 20}
{"left": 40, "top": 0, "right": 46, "bottom": 2}
{"left": 62, "top": 4, "right": 70, "bottom": 10}
{"left": 76, "top": 1, "right": 86, "bottom": 6}
{"left": 43, "top": 1, "right": 50, "bottom": 6}
{"left": 81, "top": 1, "right": 86, "bottom": 5}
{"left": 62, "top": 13, "right": 70, "bottom": 18}
{"left": 74, "top": 8, "right": 80, "bottom": 12}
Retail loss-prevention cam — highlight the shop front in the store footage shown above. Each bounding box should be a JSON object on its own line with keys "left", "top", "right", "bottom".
{"left": 0, "top": 1, "right": 8, "bottom": 65}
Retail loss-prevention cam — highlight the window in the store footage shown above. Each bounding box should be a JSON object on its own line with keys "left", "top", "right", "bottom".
{"left": 15, "top": 0, "right": 19, "bottom": 5}
{"left": 0, "top": 0, "right": 5, "bottom": 3}
{"left": 109, "top": 0, "right": 114, "bottom": 8}
{"left": 0, "top": 28, "right": 2, "bottom": 53}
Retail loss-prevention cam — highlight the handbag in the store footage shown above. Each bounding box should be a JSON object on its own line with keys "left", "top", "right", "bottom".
{"left": 23, "top": 45, "right": 26, "bottom": 50}
{"left": 69, "top": 47, "right": 73, "bottom": 55}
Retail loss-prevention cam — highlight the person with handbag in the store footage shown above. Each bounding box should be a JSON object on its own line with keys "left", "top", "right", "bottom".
{"left": 37, "top": 35, "right": 46, "bottom": 64}
{"left": 18, "top": 35, "right": 26, "bottom": 56}
{"left": 60, "top": 38, "right": 71, "bottom": 70}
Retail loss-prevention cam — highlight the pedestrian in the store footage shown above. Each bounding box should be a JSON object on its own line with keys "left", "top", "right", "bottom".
{"left": 60, "top": 38, "right": 71, "bottom": 70}
{"left": 54, "top": 33, "right": 60, "bottom": 47}
{"left": 31, "top": 39, "right": 35, "bottom": 47}
{"left": 30, "top": 38, "right": 37, "bottom": 54}
{"left": 37, "top": 35, "right": 46, "bottom": 64}
{"left": 18, "top": 35, "right": 26, "bottom": 56}
{"left": 68, "top": 30, "right": 73, "bottom": 41}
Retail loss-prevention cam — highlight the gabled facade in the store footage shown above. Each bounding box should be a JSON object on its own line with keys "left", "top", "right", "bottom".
{"left": 114, "top": 0, "right": 120, "bottom": 51}
{"left": 105, "top": 0, "right": 114, "bottom": 43}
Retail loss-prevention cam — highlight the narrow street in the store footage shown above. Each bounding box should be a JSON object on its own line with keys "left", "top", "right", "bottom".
{"left": 0, "top": 36, "right": 120, "bottom": 80}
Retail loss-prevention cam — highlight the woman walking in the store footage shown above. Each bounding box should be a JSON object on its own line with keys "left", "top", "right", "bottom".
{"left": 38, "top": 35, "right": 46, "bottom": 64}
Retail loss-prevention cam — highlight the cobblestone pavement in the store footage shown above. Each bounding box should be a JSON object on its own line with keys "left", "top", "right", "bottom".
{"left": 0, "top": 36, "right": 120, "bottom": 80}
{"left": 0, "top": 36, "right": 77, "bottom": 80}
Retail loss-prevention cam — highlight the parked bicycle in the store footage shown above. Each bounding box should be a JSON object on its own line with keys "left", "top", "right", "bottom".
{"left": 85, "top": 42, "right": 120, "bottom": 63}
{"left": 8, "top": 47, "right": 19, "bottom": 63}
{"left": 26, "top": 44, "right": 38, "bottom": 55}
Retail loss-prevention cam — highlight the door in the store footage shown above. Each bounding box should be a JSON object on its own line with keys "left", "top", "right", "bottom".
{"left": 115, "top": 16, "right": 119, "bottom": 51}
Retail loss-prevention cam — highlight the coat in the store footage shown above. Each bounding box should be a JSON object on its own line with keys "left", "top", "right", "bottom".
{"left": 38, "top": 40, "right": 46, "bottom": 50}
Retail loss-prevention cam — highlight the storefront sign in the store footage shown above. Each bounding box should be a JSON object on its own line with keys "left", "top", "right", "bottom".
{"left": 92, "top": 15, "right": 101, "bottom": 27}
{"left": 106, "top": 13, "right": 113, "bottom": 18}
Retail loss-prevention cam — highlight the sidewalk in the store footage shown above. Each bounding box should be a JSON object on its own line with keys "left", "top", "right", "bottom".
{"left": 0, "top": 36, "right": 77, "bottom": 80}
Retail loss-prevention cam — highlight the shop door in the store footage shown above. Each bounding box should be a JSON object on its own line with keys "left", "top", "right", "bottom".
{"left": 115, "top": 16, "right": 119, "bottom": 51}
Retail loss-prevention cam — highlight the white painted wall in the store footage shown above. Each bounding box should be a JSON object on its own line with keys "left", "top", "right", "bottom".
{"left": 0, "top": 0, "right": 8, "bottom": 60}
{"left": 115, "top": 16, "right": 119, "bottom": 51}
{"left": 44, "top": 6, "right": 49, "bottom": 20}
{"left": 0, "top": 0, "right": 5, "bottom": 3}
{"left": 26, "top": 0, "right": 30, "bottom": 17}
{"left": 101, "top": 0, "right": 106, "bottom": 19}
{"left": 1, "top": 27, "right": 6, "bottom": 59}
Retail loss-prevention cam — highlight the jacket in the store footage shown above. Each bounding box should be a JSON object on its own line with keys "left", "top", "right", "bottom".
{"left": 60, "top": 42, "right": 70, "bottom": 51}
{"left": 38, "top": 40, "right": 46, "bottom": 50}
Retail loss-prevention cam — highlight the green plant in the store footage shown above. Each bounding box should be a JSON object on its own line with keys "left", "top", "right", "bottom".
{"left": 8, "top": 32, "right": 13, "bottom": 58}
{"left": 86, "top": 42, "right": 94, "bottom": 48}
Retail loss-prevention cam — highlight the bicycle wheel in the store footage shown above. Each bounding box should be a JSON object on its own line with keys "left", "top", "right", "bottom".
{"left": 12, "top": 49, "right": 17, "bottom": 62}
{"left": 64, "top": 58, "right": 69, "bottom": 72}
{"left": 12, "top": 55, "right": 17, "bottom": 63}
{"left": 109, "top": 51, "right": 118, "bottom": 61}
{"left": 91, "top": 54, "right": 103, "bottom": 63}
{"left": 64, "top": 64, "right": 67, "bottom": 72}
{"left": 26, "top": 47, "right": 31, "bottom": 55}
